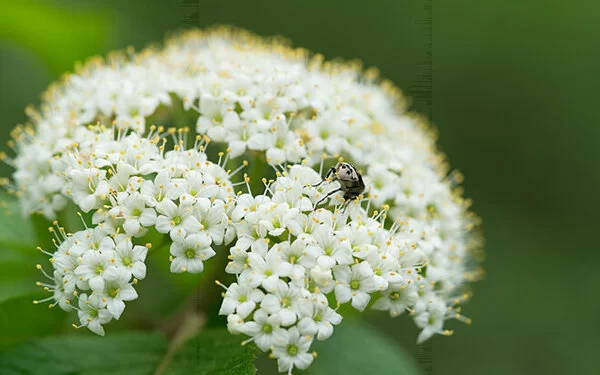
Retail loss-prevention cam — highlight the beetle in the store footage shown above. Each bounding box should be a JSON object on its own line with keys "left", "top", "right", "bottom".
{"left": 312, "top": 162, "right": 365, "bottom": 209}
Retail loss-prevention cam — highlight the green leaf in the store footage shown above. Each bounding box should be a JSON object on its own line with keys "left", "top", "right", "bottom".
{"left": 163, "top": 329, "right": 256, "bottom": 375}
{"left": 303, "top": 320, "right": 422, "bottom": 375}
{"left": 0, "top": 293, "right": 67, "bottom": 351}
{"left": 0, "top": 262, "right": 39, "bottom": 303}
{"left": 0, "top": 332, "right": 168, "bottom": 375}
{"left": 0, "top": 328, "right": 257, "bottom": 375}
{"left": 0, "top": 192, "right": 36, "bottom": 252}
{"left": 0, "top": 194, "right": 66, "bottom": 350}
{"left": 0, "top": 193, "right": 47, "bottom": 303}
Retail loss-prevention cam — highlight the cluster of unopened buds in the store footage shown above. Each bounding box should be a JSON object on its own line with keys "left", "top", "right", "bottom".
{"left": 3, "top": 28, "right": 482, "bottom": 374}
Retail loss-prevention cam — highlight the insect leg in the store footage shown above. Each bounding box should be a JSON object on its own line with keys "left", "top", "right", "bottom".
{"left": 312, "top": 167, "right": 336, "bottom": 187}
{"left": 340, "top": 196, "right": 357, "bottom": 213}
{"left": 313, "top": 187, "right": 342, "bottom": 209}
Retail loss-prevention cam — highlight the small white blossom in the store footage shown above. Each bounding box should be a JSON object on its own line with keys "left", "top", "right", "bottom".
{"left": 301, "top": 294, "right": 342, "bottom": 341}
{"left": 77, "top": 293, "right": 112, "bottom": 336}
{"left": 196, "top": 200, "right": 228, "bottom": 245}
{"left": 272, "top": 327, "right": 314, "bottom": 374}
{"left": 109, "top": 193, "right": 156, "bottom": 237}
{"left": 74, "top": 249, "right": 118, "bottom": 292}
{"left": 219, "top": 278, "right": 265, "bottom": 319}
{"left": 237, "top": 308, "right": 282, "bottom": 351}
{"left": 50, "top": 271, "right": 75, "bottom": 311}
{"left": 372, "top": 284, "right": 418, "bottom": 318}
{"left": 333, "top": 262, "right": 377, "bottom": 311}
{"left": 415, "top": 300, "right": 449, "bottom": 344}
{"left": 169, "top": 232, "right": 215, "bottom": 273}
{"left": 101, "top": 271, "right": 139, "bottom": 319}
{"left": 246, "top": 251, "right": 284, "bottom": 290}
{"left": 260, "top": 281, "right": 309, "bottom": 327}
{"left": 155, "top": 199, "right": 201, "bottom": 240}
{"left": 67, "top": 168, "right": 110, "bottom": 213}
{"left": 113, "top": 237, "right": 148, "bottom": 280}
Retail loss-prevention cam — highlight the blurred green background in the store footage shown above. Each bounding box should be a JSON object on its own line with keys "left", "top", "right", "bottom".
{"left": 1, "top": 1, "right": 597, "bottom": 374}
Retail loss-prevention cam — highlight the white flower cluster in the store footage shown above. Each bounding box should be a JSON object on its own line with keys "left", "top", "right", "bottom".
{"left": 35, "top": 226, "right": 146, "bottom": 335}
{"left": 4, "top": 28, "right": 482, "bottom": 373}
{"left": 31, "top": 125, "right": 236, "bottom": 334}
{"left": 218, "top": 165, "right": 474, "bottom": 373}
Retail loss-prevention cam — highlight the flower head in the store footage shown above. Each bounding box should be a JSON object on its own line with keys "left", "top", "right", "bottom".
{"left": 10, "top": 28, "right": 482, "bottom": 373}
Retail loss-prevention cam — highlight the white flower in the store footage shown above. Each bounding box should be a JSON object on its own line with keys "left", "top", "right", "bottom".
{"left": 67, "top": 168, "right": 110, "bottom": 212}
{"left": 109, "top": 192, "right": 157, "bottom": 237}
{"left": 365, "top": 250, "right": 402, "bottom": 291}
{"left": 266, "top": 132, "right": 306, "bottom": 165}
{"left": 219, "top": 278, "right": 265, "bottom": 319}
{"left": 182, "top": 170, "right": 215, "bottom": 200}
{"left": 101, "top": 271, "right": 139, "bottom": 319}
{"left": 270, "top": 175, "right": 313, "bottom": 212}
{"left": 333, "top": 262, "right": 377, "bottom": 311}
{"left": 310, "top": 302, "right": 342, "bottom": 341}
{"left": 74, "top": 250, "right": 118, "bottom": 292}
{"left": 201, "top": 163, "right": 234, "bottom": 200}
{"left": 310, "top": 225, "right": 353, "bottom": 269}
{"left": 362, "top": 164, "right": 401, "bottom": 206}
{"left": 237, "top": 308, "right": 282, "bottom": 351}
{"left": 309, "top": 265, "right": 334, "bottom": 292}
{"left": 294, "top": 293, "right": 342, "bottom": 341}
{"left": 169, "top": 232, "right": 215, "bottom": 273}
{"left": 415, "top": 300, "right": 449, "bottom": 344}
{"left": 260, "top": 282, "right": 309, "bottom": 327}
{"left": 275, "top": 239, "right": 318, "bottom": 281}
{"left": 155, "top": 199, "right": 201, "bottom": 240}
{"left": 272, "top": 327, "right": 314, "bottom": 374}
{"left": 106, "top": 163, "right": 136, "bottom": 200}
{"left": 371, "top": 284, "right": 418, "bottom": 317}
{"left": 77, "top": 293, "right": 112, "bottom": 336}
{"left": 113, "top": 237, "right": 148, "bottom": 279}
{"left": 246, "top": 251, "right": 284, "bottom": 290}
{"left": 226, "top": 313, "right": 246, "bottom": 334}
{"left": 50, "top": 271, "right": 75, "bottom": 311}
{"left": 140, "top": 172, "right": 176, "bottom": 206}
{"left": 225, "top": 237, "right": 252, "bottom": 274}
{"left": 412, "top": 277, "right": 437, "bottom": 315}
{"left": 231, "top": 194, "right": 270, "bottom": 222}
{"left": 196, "top": 199, "right": 228, "bottom": 245}
{"left": 77, "top": 227, "right": 115, "bottom": 254}
{"left": 52, "top": 242, "right": 80, "bottom": 275}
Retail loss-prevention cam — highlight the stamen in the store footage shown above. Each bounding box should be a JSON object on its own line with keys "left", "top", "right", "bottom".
{"left": 229, "top": 160, "right": 248, "bottom": 178}
{"left": 262, "top": 178, "right": 274, "bottom": 196}
{"left": 48, "top": 226, "right": 62, "bottom": 245}
{"left": 36, "top": 246, "right": 54, "bottom": 257}
{"left": 214, "top": 280, "right": 229, "bottom": 290}
{"left": 223, "top": 148, "right": 232, "bottom": 166}
{"left": 36, "top": 264, "right": 54, "bottom": 280}
{"left": 244, "top": 174, "right": 252, "bottom": 196}
{"left": 319, "top": 153, "right": 328, "bottom": 176}
{"left": 77, "top": 212, "right": 89, "bottom": 229}
{"left": 33, "top": 296, "right": 54, "bottom": 304}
